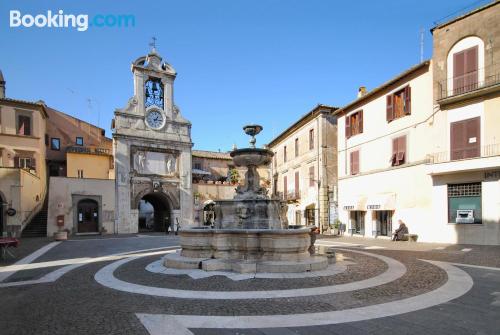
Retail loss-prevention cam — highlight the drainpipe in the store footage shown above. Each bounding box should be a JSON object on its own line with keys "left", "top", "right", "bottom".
{"left": 316, "top": 115, "right": 321, "bottom": 233}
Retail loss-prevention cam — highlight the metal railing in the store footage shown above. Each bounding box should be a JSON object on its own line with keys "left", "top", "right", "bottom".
{"left": 437, "top": 63, "right": 500, "bottom": 100}
{"left": 66, "top": 145, "right": 111, "bottom": 156}
{"left": 427, "top": 143, "right": 500, "bottom": 164}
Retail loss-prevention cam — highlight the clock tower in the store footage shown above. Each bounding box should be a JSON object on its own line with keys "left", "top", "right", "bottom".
{"left": 113, "top": 48, "right": 193, "bottom": 233}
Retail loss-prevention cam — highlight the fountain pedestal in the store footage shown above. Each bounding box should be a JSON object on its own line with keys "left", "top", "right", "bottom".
{"left": 164, "top": 125, "right": 328, "bottom": 273}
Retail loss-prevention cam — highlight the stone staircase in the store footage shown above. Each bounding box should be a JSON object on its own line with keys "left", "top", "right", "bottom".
{"left": 21, "top": 200, "right": 48, "bottom": 238}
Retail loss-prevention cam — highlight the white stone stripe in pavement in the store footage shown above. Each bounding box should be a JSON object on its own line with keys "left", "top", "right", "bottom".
{"left": 136, "top": 260, "right": 473, "bottom": 334}
{"left": 0, "top": 246, "right": 179, "bottom": 288}
{"left": 0, "top": 241, "right": 60, "bottom": 283}
{"left": 94, "top": 248, "right": 406, "bottom": 300}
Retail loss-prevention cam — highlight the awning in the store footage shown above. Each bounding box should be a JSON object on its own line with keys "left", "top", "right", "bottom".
{"left": 342, "top": 196, "right": 366, "bottom": 211}
{"left": 192, "top": 168, "right": 211, "bottom": 175}
{"left": 366, "top": 193, "right": 396, "bottom": 210}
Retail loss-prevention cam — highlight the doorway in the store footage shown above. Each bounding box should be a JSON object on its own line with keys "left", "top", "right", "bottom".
{"left": 77, "top": 199, "right": 99, "bottom": 233}
{"left": 138, "top": 192, "right": 171, "bottom": 232}
{"left": 374, "top": 211, "right": 393, "bottom": 237}
{"left": 350, "top": 211, "right": 365, "bottom": 235}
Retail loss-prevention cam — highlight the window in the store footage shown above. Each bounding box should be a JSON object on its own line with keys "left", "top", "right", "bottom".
{"left": 194, "top": 162, "right": 202, "bottom": 170}
{"left": 309, "top": 165, "right": 315, "bottom": 187}
{"left": 391, "top": 135, "right": 407, "bottom": 166}
{"left": 45, "top": 134, "right": 49, "bottom": 146}
{"left": 448, "top": 183, "right": 482, "bottom": 224}
{"left": 305, "top": 208, "right": 315, "bottom": 226}
{"left": 77, "top": 169, "right": 84, "bottom": 178}
{"left": 350, "top": 211, "right": 365, "bottom": 234}
{"left": 309, "top": 129, "right": 314, "bottom": 150}
{"left": 283, "top": 176, "right": 287, "bottom": 198}
{"left": 350, "top": 150, "right": 360, "bottom": 175}
{"left": 294, "top": 138, "right": 299, "bottom": 157}
{"left": 386, "top": 86, "right": 411, "bottom": 122}
{"left": 14, "top": 156, "right": 35, "bottom": 170}
{"left": 76, "top": 137, "right": 84, "bottom": 146}
{"left": 17, "top": 115, "right": 31, "bottom": 136}
{"left": 345, "top": 110, "right": 363, "bottom": 138}
{"left": 453, "top": 46, "right": 478, "bottom": 95}
{"left": 283, "top": 146, "right": 287, "bottom": 163}
{"left": 295, "top": 210, "right": 302, "bottom": 225}
{"left": 294, "top": 171, "right": 300, "bottom": 198}
{"left": 450, "top": 117, "right": 480, "bottom": 160}
{"left": 51, "top": 138, "right": 61, "bottom": 151}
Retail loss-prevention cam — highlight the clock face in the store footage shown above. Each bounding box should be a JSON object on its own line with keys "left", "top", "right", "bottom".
{"left": 146, "top": 110, "right": 164, "bottom": 129}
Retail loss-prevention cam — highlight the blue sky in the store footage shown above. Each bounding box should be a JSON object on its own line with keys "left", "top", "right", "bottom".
{"left": 0, "top": 0, "right": 489, "bottom": 151}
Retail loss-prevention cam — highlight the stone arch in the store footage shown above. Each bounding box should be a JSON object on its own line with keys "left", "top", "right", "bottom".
{"left": 137, "top": 191, "right": 172, "bottom": 232}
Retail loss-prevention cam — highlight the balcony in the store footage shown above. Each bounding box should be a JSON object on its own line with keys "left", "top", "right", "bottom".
{"left": 426, "top": 143, "right": 500, "bottom": 175}
{"left": 437, "top": 63, "right": 500, "bottom": 105}
{"left": 66, "top": 146, "right": 111, "bottom": 156}
{"left": 275, "top": 191, "right": 300, "bottom": 202}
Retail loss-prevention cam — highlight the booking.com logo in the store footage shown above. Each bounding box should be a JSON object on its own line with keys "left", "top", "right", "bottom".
{"left": 9, "top": 10, "right": 135, "bottom": 32}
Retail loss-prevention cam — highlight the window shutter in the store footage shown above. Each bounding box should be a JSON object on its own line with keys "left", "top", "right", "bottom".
{"left": 358, "top": 110, "right": 363, "bottom": 133}
{"left": 283, "top": 176, "right": 287, "bottom": 197}
{"left": 398, "top": 136, "right": 407, "bottom": 164}
{"left": 386, "top": 94, "right": 394, "bottom": 122}
{"left": 349, "top": 151, "right": 353, "bottom": 175}
{"left": 31, "top": 158, "right": 36, "bottom": 170}
{"left": 345, "top": 116, "right": 351, "bottom": 138}
{"left": 453, "top": 51, "right": 466, "bottom": 94}
{"left": 295, "top": 171, "right": 300, "bottom": 197}
{"left": 354, "top": 151, "right": 359, "bottom": 175}
{"left": 465, "top": 46, "right": 478, "bottom": 91}
{"left": 450, "top": 121, "right": 465, "bottom": 160}
{"left": 14, "top": 156, "right": 20, "bottom": 168}
{"left": 465, "top": 117, "right": 480, "bottom": 159}
{"left": 391, "top": 138, "right": 398, "bottom": 166}
{"left": 404, "top": 86, "right": 411, "bottom": 115}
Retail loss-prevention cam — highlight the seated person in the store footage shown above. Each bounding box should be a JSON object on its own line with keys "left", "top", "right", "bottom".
{"left": 392, "top": 220, "right": 408, "bottom": 241}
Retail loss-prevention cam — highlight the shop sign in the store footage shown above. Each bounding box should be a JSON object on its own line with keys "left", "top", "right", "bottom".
{"left": 343, "top": 205, "right": 354, "bottom": 210}
{"left": 367, "top": 205, "right": 381, "bottom": 210}
{"left": 484, "top": 170, "right": 500, "bottom": 180}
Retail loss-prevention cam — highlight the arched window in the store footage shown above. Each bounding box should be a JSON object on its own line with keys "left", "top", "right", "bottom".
{"left": 447, "top": 36, "right": 485, "bottom": 95}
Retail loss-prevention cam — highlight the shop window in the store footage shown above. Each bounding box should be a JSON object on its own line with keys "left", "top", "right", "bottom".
{"left": 386, "top": 86, "right": 411, "bottom": 122}
{"left": 350, "top": 211, "right": 365, "bottom": 234}
{"left": 375, "top": 211, "right": 392, "bottom": 236}
{"left": 345, "top": 110, "right": 363, "bottom": 138}
{"left": 448, "top": 183, "right": 482, "bottom": 224}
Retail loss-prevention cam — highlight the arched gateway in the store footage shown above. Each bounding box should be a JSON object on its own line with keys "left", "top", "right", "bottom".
{"left": 113, "top": 48, "right": 193, "bottom": 234}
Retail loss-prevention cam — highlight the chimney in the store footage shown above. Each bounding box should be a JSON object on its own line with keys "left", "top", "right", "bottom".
{"left": 0, "top": 70, "right": 5, "bottom": 99}
{"left": 357, "top": 86, "right": 367, "bottom": 98}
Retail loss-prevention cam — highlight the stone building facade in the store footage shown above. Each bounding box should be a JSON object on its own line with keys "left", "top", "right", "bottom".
{"left": 113, "top": 49, "right": 193, "bottom": 234}
{"left": 268, "top": 104, "right": 338, "bottom": 232}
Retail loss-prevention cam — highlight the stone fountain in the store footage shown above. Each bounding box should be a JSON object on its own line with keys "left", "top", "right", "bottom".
{"left": 164, "top": 125, "right": 328, "bottom": 273}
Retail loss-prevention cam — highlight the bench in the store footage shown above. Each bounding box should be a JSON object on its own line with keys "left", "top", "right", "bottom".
{"left": 402, "top": 234, "right": 418, "bottom": 242}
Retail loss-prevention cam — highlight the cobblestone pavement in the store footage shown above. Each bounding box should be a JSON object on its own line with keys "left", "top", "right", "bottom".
{"left": 0, "top": 234, "right": 499, "bottom": 334}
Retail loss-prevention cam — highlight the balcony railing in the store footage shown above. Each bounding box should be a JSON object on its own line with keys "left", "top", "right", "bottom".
{"left": 437, "top": 63, "right": 500, "bottom": 100}
{"left": 66, "top": 145, "right": 111, "bottom": 156}
{"left": 427, "top": 143, "right": 500, "bottom": 164}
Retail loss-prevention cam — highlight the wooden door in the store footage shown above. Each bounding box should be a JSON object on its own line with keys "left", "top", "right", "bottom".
{"left": 77, "top": 199, "right": 98, "bottom": 233}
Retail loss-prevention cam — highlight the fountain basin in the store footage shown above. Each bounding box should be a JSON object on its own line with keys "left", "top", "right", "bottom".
{"left": 230, "top": 148, "right": 273, "bottom": 167}
{"left": 164, "top": 227, "right": 328, "bottom": 273}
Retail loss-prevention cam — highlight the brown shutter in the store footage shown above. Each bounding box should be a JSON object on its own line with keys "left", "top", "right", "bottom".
{"left": 391, "top": 138, "right": 398, "bottom": 166}
{"left": 386, "top": 94, "right": 394, "bottom": 122}
{"left": 465, "top": 117, "right": 480, "bottom": 159}
{"left": 31, "top": 158, "right": 36, "bottom": 170}
{"left": 351, "top": 151, "right": 359, "bottom": 175}
{"left": 309, "top": 166, "right": 315, "bottom": 187}
{"left": 14, "top": 156, "right": 20, "bottom": 168}
{"left": 398, "top": 136, "right": 407, "bottom": 164}
{"left": 345, "top": 116, "right": 351, "bottom": 138}
{"left": 453, "top": 51, "right": 465, "bottom": 94}
{"left": 465, "top": 46, "right": 478, "bottom": 91}
{"left": 404, "top": 86, "right": 411, "bottom": 115}
{"left": 358, "top": 110, "right": 363, "bottom": 133}
{"left": 450, "top": 121, "right": 465, "bottom": 160}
